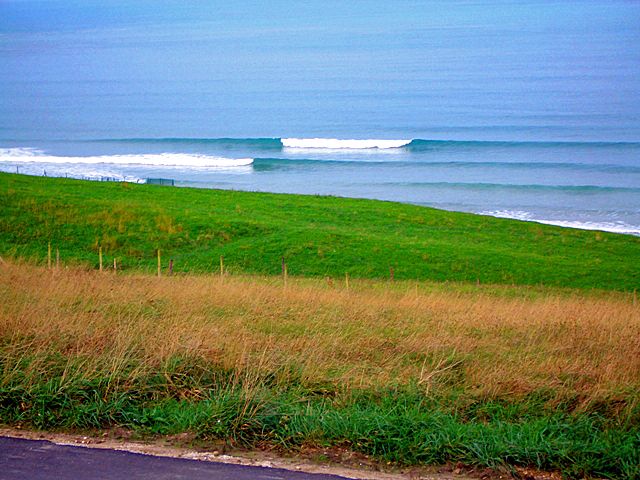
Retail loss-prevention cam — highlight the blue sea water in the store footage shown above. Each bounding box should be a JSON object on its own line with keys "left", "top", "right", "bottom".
{"left": 1, "top": 1, "right": 640, "bottom": 233}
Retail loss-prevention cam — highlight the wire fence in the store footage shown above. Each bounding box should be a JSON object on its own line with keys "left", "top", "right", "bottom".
{"left": 8, "top": 167, "right": 174, "bottom": 186}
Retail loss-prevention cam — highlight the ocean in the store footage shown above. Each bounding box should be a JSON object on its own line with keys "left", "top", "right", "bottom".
{"left": 1, "top": 1, "right": 639, "bottom": 234}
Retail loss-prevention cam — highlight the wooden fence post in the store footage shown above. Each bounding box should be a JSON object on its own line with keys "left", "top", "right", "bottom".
{"left": 47, "top": 242, "right": 51, "bottom": 269}
{"left": 113, "top": 258, "right": 117, "bottom": 272}
{"left": 99, "top": 246, "right": 103, "bottom": 272}
{"left": 157, "top": 249, "right": 161, "bottom": 277}
{"left": 220, "top": 255, "right": 224, "bottom": 277}
{"left": 281, "top": 256, "right": 287, "bottom": 286}
{"left": 169, "top": 258, "right": 174, "bottom": 276}
{"left": 389, "top": 266, "right": 394, "bottom": 282}
{"left": 345, "top": 272, "right": 350, "bottom": 290}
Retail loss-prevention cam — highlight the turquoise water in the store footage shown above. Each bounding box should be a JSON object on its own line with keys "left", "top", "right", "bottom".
{"left": 1, "top": 1, "right": 640, "bottom": 233}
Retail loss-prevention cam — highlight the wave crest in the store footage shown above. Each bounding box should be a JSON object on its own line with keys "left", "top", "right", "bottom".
{"left": 0, "top": 149, "right": 253, "bottom": 168}
{"left": 281, "top": 138, "right": 411, "bottom": 149}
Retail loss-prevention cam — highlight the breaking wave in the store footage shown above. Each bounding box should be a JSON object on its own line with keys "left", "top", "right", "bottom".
{"left": 281, "top": 138, "right": 411, "bottom": 149}
{"left": 0, "top": 148, "right": 253, "bottom": 168}
{"left": 90, "top": 137, "right": 640, "bottom": 151}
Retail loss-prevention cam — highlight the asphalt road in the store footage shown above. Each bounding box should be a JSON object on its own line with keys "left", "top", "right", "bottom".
{"left": 0, "top": 436, "right": 352, "bottom": 480}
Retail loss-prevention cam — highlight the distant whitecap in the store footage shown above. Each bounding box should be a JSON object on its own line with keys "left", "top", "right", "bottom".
{"left": 281, "top": 138, "right": 411, "bottom": 149}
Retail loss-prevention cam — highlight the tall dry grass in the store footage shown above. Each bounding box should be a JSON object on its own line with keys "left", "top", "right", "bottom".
{"left": 1, "top": 260, "right": 638, "bottom": 408}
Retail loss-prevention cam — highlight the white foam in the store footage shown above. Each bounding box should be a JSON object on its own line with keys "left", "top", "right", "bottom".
{"left": 281, "top": 138, "right": 411, "bottom": 149}
{"left": 0, "top": 147, "right": 42, "bottom": 157}
{"left": 0, "top": 148, "right": 254, "bottom": 168}
{"left": 480, "top": 210, "right": 640, "bottom": 236}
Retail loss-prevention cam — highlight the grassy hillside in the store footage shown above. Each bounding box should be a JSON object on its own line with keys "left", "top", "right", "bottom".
{"left": 1, "top": 172, "right": 639, "bottom": 291}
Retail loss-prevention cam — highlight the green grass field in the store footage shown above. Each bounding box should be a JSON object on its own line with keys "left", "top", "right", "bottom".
{"left": 1, "top": 172, "right": 640, "bottom": 478}
{"left": 1, "top": 172, "right": 639, "bottom": 290}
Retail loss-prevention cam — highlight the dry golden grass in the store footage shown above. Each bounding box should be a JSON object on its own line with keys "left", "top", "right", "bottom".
{"left": 1, "top": 260, "right": 639, "bottom": 408}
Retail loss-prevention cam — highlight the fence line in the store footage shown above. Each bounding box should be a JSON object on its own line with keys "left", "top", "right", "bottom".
{"left": 41, "top": 243, "right": 391, "bottom": 288}
{"left": 8, "top": 169, "right": 174, "bottom": 186}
